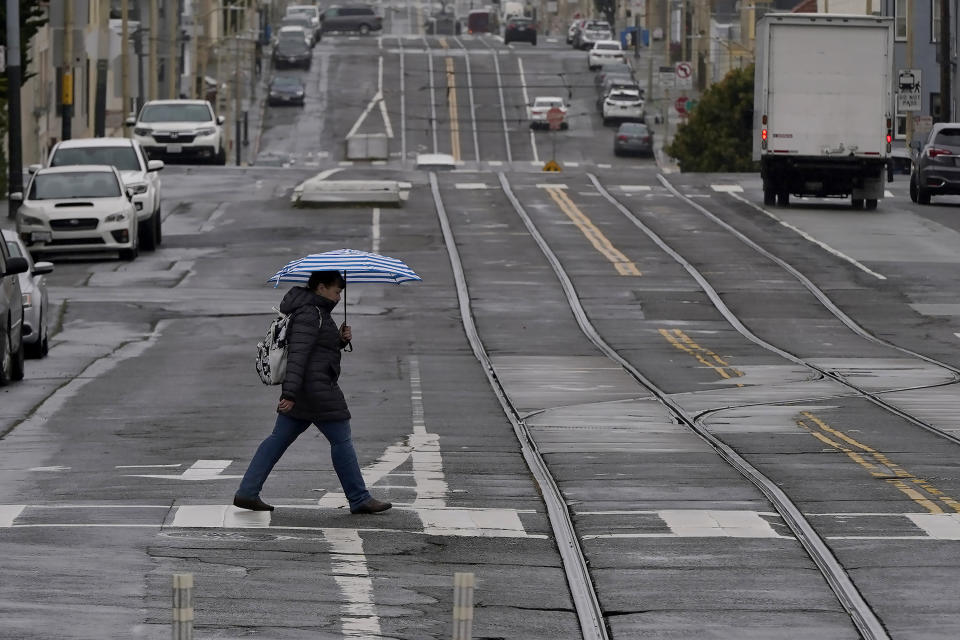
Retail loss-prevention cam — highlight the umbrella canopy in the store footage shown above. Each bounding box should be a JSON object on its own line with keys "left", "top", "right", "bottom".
{"left": 268, "top": 248, "right": 422, "bottom": 286}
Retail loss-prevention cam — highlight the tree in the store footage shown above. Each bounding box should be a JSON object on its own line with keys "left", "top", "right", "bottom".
{"left": 665, "top": 65, "right": 758, "bottom": 173}
{"left": 0, "top": 0, "right": 48, "bottom": 96}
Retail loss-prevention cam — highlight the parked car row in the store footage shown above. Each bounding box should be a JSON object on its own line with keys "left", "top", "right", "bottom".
{"left": 568, "top": 19, "right": 613, "bottom": 50}
{"left": 588, "top": 45, "right": 646, "bottom": 128}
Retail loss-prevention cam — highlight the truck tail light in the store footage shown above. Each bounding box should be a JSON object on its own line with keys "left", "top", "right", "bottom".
{"left": 761, "top": 129, "right": 767, "bottom": 141}
{"left": 928, "top": 147, "right": 953, "bottom": 158}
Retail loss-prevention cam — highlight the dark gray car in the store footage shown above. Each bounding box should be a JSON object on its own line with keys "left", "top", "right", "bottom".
{"left": 911, "top": 123, "right": 960, "bottom": 204}
{"left": 613, "top": 122, "right": 653, "bottom": 157}
{"left": 0, "top": 231, "right": 29, "bottom": 384}
{"left": 320, "top": 6, "right": 382, "bottom": 34}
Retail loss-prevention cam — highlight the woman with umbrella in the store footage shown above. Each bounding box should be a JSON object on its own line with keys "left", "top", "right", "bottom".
{"left": 233, "top": 270, "right": 392, "bottom": 514}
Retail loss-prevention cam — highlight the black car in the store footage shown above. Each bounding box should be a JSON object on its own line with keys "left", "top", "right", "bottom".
{"left": 911, "top": 123, "right": 960, "bottom": 204}
{"left": 504, "top": 17, "right": 537, "bottom": 45}
{"left": 320, "top": 6, "right": 382, "bottom": 34}
{"left": 272, "top": 39, "right": 311, "bottom": 70}
{"left": 268, "top": 75, "right": 306, "bottom": 106}
{"left": 613, "top": 122, "right": 653, "bottom": 157}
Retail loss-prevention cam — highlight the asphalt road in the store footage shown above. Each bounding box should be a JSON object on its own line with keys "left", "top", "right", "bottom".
{"left": 4, "top": 13, "right": 960, "bottom": 640}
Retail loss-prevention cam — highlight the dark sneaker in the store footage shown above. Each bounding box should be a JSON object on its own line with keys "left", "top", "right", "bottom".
{"left": 350, "top": 498, "right": 392, "bottom": 514}
{"left": 233, "top": 495, "right": 275, "bottom": 511}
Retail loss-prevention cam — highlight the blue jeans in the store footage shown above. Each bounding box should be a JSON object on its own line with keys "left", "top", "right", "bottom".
{"left": 236, "top": 414, "right": 372, "bottom": 509}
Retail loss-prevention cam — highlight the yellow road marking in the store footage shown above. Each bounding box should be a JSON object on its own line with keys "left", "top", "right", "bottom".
{"left": 658, "top": 328, "right": 744, "bottom": 385}
{"left": 797, "top": 411, "right": 960, "bottom": 514}
{"left": 446, "top": 57, "right": 461, "bottom": 162}
{"left": 417, "top": 5, "right": 424, "bottom": 35}
{"left": 545, "top": 188, "right": 641, "bottom": 276}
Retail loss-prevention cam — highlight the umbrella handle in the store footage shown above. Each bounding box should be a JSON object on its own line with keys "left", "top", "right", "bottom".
{"left": 343, "top": 271, "right": 352, "bottom": 352}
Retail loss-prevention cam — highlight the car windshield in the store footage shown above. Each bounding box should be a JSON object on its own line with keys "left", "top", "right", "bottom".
{"left": 283, "top": 16, "right": 311, "bottom": 26}
{"left": 597, "top": 43, "right": 620, "bottom": 50}
{"left": 50, "top": 146, "right": 141, "bottom": 171}
{"left": 273, "top": 76, "right": 302, "bottom": 87}
{"left": 933, "top": 128, "right": 960, "bottom": 146}
{"left": 620, "top": 123, "right": 648, "bottom": 134}
{"left": 586, "top": 21, "right": 609, "bottom": 29}
{"left": 277, "top": 40, "right": 308, "bottom": 52}
{"left": 29, "top": 172, "right": 121, "bottom": 200}
{"left": 139, "top": 104, "right": 212, "bottom": 123}
{"left": 5, "top": 240, "right": 24, "bottom": 259}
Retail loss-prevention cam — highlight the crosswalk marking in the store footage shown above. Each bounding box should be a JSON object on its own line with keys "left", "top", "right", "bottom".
{"left": 171, "top": 505, "right": 270, "bottom": 528}
{"left": 0, "top": 506, "right": 25, "bottom": 527}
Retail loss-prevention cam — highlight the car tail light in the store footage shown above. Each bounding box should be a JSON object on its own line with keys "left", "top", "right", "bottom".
{"left": 617, "top": 135, "right": 628, "bottom": 141}
{"left": 928, "top": 147, "right": 952, "bottom": 158}
{"left": 508, "top": 24, "right": 515, "bottom": 29}
{"left": 642, "top": 136, "right": 651, "bottom": 143}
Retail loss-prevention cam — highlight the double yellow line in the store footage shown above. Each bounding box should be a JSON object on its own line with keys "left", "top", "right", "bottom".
{"left": 545, "top": 188, "right": 641, "bottom": 276}
{"left": 445, "top": 57, "right": 461, "bottom": 162}
{"left": 797, "top": 411, "right": 960, "bottom": 514}
{"left": 658, "top": 328, "right": 744, "bottom": 385}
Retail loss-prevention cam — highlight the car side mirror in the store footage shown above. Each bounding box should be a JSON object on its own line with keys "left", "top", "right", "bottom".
{"left": 147, "top": 159, "right": 165, "bottom": 172}
{"left": 4, "top": 256, "right": 28, "bottom": 277}
{"left": 32, "top": 261, "right": 54, "bottom": 276}
{"left": 9, "top": 192, "right": 23, "bottom": 202}
{"left": 126, "top": 188, "right": 135, "bottom": 201}
{"left": 217, "top": 115, "right": 225, "bottom": 125}
{"left": 125, "top": 116, "right": 137, "bottom": 126}
{"left": 27, "top": 164, "right": 40, "bottom": 174}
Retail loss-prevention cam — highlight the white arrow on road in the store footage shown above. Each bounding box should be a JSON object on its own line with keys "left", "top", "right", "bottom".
{"left": 127, "top": 460, "right": 241, "bottom": 481}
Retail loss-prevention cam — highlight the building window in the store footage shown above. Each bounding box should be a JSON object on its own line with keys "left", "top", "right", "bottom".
{"left": 931, "top": 92, "right": 941, "bottom": 120}
{"left": 932, "top": 0, "right": 941, "bottom": 42}
{"left": 895, "top": 0, "right": 907, "bottom": 41}
{"left": 896, "top": 113, "right": 907, "bottom": 140}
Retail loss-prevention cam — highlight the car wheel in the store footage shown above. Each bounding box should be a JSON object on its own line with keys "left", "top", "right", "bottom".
{"left": 909, "top": 175, "right": 918, "bottom": 203}
{"left": 0, "top": 325, "right": 12, "bottom": 386}
{"left": 215, "top": 147, "right": 227, "bottom": 166}
{"left": 139, "top": 213, "right": 158, "bottom": 251}
{"left": 359, "top": 24, "right": 370, "bottom": 35}
{"left": 25, "top": 313, "right": 44, "bottom": 359}
{"left": 865, "top": 199, "right": 878, "bottom": 210}
{"left": 917, "top": 187, "right": 931, "bottom": 205}
{"left": 119, "top": 239, "right": 139, "bottom": 261}
{"left": 154, "top": 203, "right": 163, "bottom": 246}
{"left": 776, "top": 190, "right": 790, "bottom": 207}
{"left": 11, "top": 333, "right": 24, "bottom": 381}
{"left": 763, "top": 187, "right": 776, "bottom": 206}
{"left": 851, "top": 198, "right": 864, "bottom": 209}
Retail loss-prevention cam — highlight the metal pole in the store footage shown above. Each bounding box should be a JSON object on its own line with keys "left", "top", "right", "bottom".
{"left": 149, "top": 0, "right": 158, "bottom": 100}
{"left": 122, "top": 0, "right": 131, "bottom": 123}
{"left": 95, "top": 0, "right": 110, "bottom": 136}
{"left": 939, "top": 0, "right": 950, "bottom": 122}
{"left": 234, "top": 34, "right": 241, "bottom": 164}
{"left": 62, "top": 0, "right": 74, "bottom": 141}
{"left": 680, "top": 0, "right": 686, "bottom": 63}
{"left": 172, "top": 573, "right": 194, "bottom": 640}
{"left": 168, "top": 0, "right": 178, "bottom": 98}
{"left": 192, "top": 0, "right": 200, "bottom": 98}
{"left": 452, "top": 572, "right": 475, "bottom": 640}
{"left": 905, "top": 0, "right": 914, "bottom": 146}
{"left": 6, "top": 0, "right": 23, "bottom": 219}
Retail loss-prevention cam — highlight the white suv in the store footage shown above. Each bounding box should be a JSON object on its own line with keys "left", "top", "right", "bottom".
{"left": 588, "top": 40, "right": 625, "bottom": 70}
{"left": 127, "top": 100, "right": 226, "bottom": 165}
{"left": 602, "top": 89, "right": 645, "bottom": 125}
{"left": 43, "top": 137, "right": 164, "bottom": 251}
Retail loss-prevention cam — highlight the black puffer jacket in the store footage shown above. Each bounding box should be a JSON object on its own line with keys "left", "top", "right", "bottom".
{"left": 278, "top": 286, "right": 350, "bottom": 422}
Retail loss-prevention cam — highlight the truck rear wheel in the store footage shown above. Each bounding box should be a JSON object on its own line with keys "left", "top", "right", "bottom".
{"left": 852, "top": 198, "right": 864, "bottom": 209}
{"left": 776, "top": 190, "right": 789, "bottom": 206}
{"left": 865, "top": 199, "right": 878, "bottom": 210}
{"left": 763, "top": 187, "right": 775, "bottom": 206}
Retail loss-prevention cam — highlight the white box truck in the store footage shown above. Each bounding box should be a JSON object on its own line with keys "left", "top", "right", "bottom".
{"left": 752, "top": 13, "right": 894, "bottom": 209}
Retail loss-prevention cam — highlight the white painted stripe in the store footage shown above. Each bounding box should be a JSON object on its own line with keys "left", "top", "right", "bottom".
{"left": 711, "top": 184, "right": 744, "bottom": 192}
{"left": 953, "top": 332, "right": 960, "bottom": 340}
{"left": 454, "top": 183, "right": 490, "bottom": 189}
{"left": 420, "top": 507, "right": 526, "bottom": 537}
{"left": 596, "top": 163, "right": 612, "bottom": 169}
{"left": 619, "top": 185, "right": 651, "bottom": 191}
{"left": 172, "top": 505, "right": 271, "bottom": 528}
{"left": 488, "top": 161, "right": 503, "bottom": 166}
{"left": 536, "top": 183, "right": 568, "bottom": 189}
{"left": 728, "top": 191, "right": 886, "bottom": 280}
{"left": 115, "top": 464, "right": 182, "bottom": 469}
{"left": 517, "top": 57, "right": 539, "bottom": 163}
{"left": 907, "top": 513, "right": 960, "bottom": 539}
{"left": 324, "top": 528, "right": 383, "bottom": 637}
{"left": 885, "top": 190, "right": 895, "bottom": 198}
{"left": 339, "top": 161, "right": 354, "bottom": 166}
{"left": 566, "top": 161, "right": 579, "bottom": 167}
{"left": 659, "top": 510, "right": 784, "bottom": 538}
{"left": 372, "top": 207, "right": 381, "bottom": 254}
{"left": 199, "top": 202, "right": 227, "bottom": 233}
{"left": 0, "top": 506, "right": 26, "bottom": 527}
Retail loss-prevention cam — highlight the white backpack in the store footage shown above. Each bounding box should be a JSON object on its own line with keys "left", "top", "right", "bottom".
{"left": 255, "top": 307, "right": 292, "bottom": 385}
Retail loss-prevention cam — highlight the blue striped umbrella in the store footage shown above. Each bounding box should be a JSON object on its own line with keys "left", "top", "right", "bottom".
{"left": 267, "top": 250, "right": 421, "bottom": 348}
{"left": 268, "top": 249, "right": 422, "bottom": 286}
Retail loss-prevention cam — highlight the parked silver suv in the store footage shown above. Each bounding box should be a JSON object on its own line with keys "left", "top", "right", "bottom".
{"left": 910, "top": 123, "right": 960, "bottom": 205}
{"left": 0, "top": 236, "right": 29, "bottom": 385}
{"left": 320, "top": 5, "right": 382, "bottom": 34}
{"left": 127, "top": 100, "right": 226, "bottom": 165}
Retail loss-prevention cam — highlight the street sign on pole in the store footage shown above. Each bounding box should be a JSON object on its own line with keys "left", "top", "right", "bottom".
{"left": 546, "top": 107, "right": 564, "bottom": 131}
{"left": 897, "top": 68, "right": 922, "bottom": 112}
{"left": 658, "top": 65, "right": 675, "bottom": 88}
{"left": 675, "top": 96, "right": 688, "bottom": 115}
{"left": 675, "top": 61, "right": 693, "bottom": 90}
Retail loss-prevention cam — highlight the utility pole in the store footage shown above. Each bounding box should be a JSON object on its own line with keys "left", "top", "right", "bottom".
{"left": 95, "top": 0, "right": 110, "bottom": 136}
{"left": 6, "top": 0, "right": 23, "bottom": 219}
{"left": 62, "top": 0, "right": 74, "bottom": 141}
{"left": 680, "top": 0, "right": 686, "bottom": 63}
{"left": 168, "top": 0, "right": 178, "bottom": 98}
{"left": 122, "top": 0, "right": 131, "bottom": 122}
{"left": 939, "top": 0, "right": 951, "bottom": 122}
{"left": 192, "top": 0, "right": 201, "bottom": 98}
{"left": 905, "top": 0, "right": 914, "bottom": 146}
{"left": 149, "top": 0, "right": 158, "bottom": 100}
